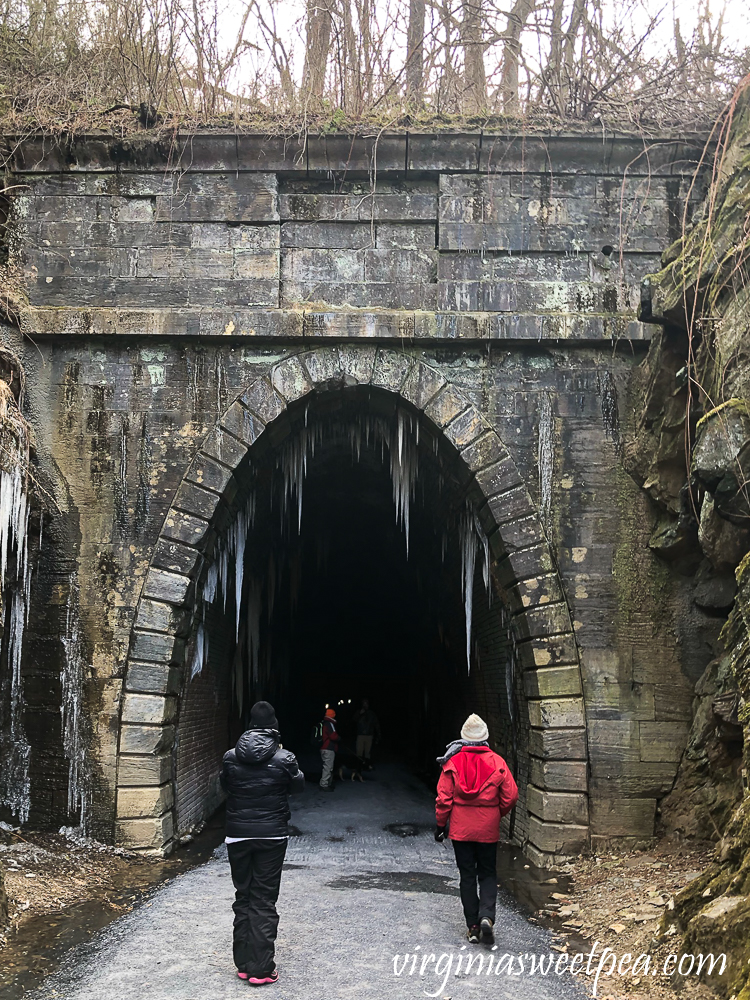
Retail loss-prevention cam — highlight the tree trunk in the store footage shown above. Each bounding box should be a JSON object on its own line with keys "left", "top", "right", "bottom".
{"left": 302, "top": 0, "right": 333, "bottom": 104}
{"left": 500, "top": 0, "right": 536, "bottom": 115}
{"left": 406, "top": 0, "right": 426, "bottom": 107}
{"left": 460, "top": 0, "right": 486, "bottom": 113}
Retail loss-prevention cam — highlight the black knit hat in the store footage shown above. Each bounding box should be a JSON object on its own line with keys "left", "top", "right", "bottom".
{"left": 249, "top": 701, "right": 279, "bottom": 730}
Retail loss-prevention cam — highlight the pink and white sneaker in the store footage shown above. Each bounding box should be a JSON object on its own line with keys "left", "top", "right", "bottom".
{"left": 237, "top": 972, "right": 250, "bottom": 981}
{"left": 247, "top": 970, "right": 279, "bottom": 987}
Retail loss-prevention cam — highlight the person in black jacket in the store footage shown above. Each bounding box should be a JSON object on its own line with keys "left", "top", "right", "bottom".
{"left": 220, "top": 700, "right": 305, "bottom": 986}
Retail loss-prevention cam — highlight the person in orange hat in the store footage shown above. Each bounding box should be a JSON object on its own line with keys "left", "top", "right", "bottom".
{"left": 319, "top": 708, "right": 340, "bottom": 791}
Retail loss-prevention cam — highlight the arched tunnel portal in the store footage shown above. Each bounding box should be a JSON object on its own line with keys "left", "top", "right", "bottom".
{"left": 116, "top": 348, "right": 589, "bottom": 866}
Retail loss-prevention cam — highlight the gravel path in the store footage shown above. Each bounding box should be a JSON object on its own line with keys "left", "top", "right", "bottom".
{"left": 31, "top": 766, "right": 586, "bottom": 1000}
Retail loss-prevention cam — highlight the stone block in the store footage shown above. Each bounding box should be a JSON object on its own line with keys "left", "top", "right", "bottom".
{"left": 151, "top": 539, "right": 202, "bottom": 577}
{"left": 528, "top": 697, "right": 586, "bottom": 729}
{"left": 134, "top": 599, "right": 184, "bottom": 634}
{"left": 444, "top": 407, "right": 486, "bottom": 450}
{"left": 155, "top": 173, "right": 278, "bottom": 223}
{"left": 281, "top": 222, "right": 374, "bottom": 249}
{"left": 202, "top": 428, "right": 251, "bottom": 471}
{"left": 515, "top": 602, "right": 572, "bottom": 640}
{"left": 461, "top": 433, "right": 503, "bottom": 473}
{"left": 400, "top": 364, "right": 446, "bottom": 412}
{"left": 508, "top": 572, "right": 564, "bottom": 612}
{"left": 186, "top": 455, "right": 235, "bottom": 496}
{"left": 530, "top": 758, "right": 588, "bottom": 793}
{"left": 278, "top": 191, "right": 437, "bottom": 222}
{"left": 270, "top": 355, "right": 312, "bottom": 403}
{"left": 585, "top": 681, "right": 655, "bottom": 721}
{"left": 516, "top": 633, "right": 579, "bottom": 669}
{"left": 524, "top": 665, "right": 582, "bottom": 699}
{"left": 589, "top": 796, "right": 656, "bottom": 837}
{"left": 119, "top": 723, "right": 176, "bottom": 755}
{"left": 528, "top": 727, "right": 588, "bottom": 760}
{"left": 300, "top": 347, "right": 342, "bottom": 385}
{"left": 125, "top": 662, "right": 182, "bottom": 696}
{"left": 122, "top": 694, "right": 177, "bottom": 725}
{"left": 587, "top": 720, "right": 640, "bottom": 767}
{"left": 219, "top": 401, "right": 265, "bottom": 447}
{"left": 486, "top": 485, "right": 535, "bottom": 525}
{"left": 474, "top": 456, "right": 523, "bottom": 499}
{"left": 499, "top": 544, "right": 555, "bottom": 584}
{"left": 172, "top": 481, "right": 222, "bottom": 521}
{"left": 338, "top": 345, "right": 377, "bottom": 384}
{"left": 241, "top": 377, "right": 286, "bottom": 423}
{"left": 143, "top": 568, "right": 192, "bottom": 605}
{"left": 527, "top": 816, "right": 589, "bottom": 856}
{"left": 376, "top": 223, "right": 436, "bottom": 249}
{"left": 117, "top": 753, "right": 173, "bottom": 786}
{"left": 130, "top": 631, "right": 184, "bottom": 665}
{"left": 638, "top": 722, "right": 689, "bottom": 762}
{"left": 498, "top": 515, "right": 546, "bottom": 553}
{"left": 409, "top": 132, "right": 481, "bottom": 171}
{"left": 115, "top": 813, "right": 174, "bottom": 851}
{"left": 527, "top": 787, "right": 589, "bottom": 826}
{"left": 424, "top": 385, "right": 469, "bottom": 428}
{"left": 371, "top": 349, "right": 414, "bottom": 394}
{"left": 117, "top": 783, "right": 174, "bottom": 819}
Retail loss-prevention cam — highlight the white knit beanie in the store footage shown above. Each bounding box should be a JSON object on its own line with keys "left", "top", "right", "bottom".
{"left": 461, "top": 714, "right": 489, "bottom": 742}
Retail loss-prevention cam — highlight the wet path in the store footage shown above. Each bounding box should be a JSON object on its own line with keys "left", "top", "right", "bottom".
{"left": 28, "top": 768, "right": 585, "bottom": 1000}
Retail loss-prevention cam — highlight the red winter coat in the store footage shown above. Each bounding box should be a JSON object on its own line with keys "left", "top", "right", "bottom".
{"left": 436, "top": 745, "right": 518, "bottom": 843}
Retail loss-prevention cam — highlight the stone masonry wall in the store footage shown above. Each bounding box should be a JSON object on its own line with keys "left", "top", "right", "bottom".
{"left": 0, "top": 131, "right": 712, "bottom": 861}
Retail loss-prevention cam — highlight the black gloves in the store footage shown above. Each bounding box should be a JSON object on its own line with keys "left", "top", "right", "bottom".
{"left": 434, "top": 825, "right": 447, "bottom": 842}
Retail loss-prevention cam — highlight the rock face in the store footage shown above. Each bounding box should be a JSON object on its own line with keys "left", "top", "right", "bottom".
{"left": 636, "top": 78, "right": 750, "bottom": 999}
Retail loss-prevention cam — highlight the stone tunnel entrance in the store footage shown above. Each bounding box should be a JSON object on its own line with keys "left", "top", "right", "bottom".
{"left": 116, "top": 349, "right": 589, "bottom": 865}
{"left": 173, "top": 387, "right": 525, "bottom": 837}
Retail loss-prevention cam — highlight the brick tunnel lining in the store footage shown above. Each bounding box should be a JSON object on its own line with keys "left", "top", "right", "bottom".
{"left": 173, "top": 389, "right": 528, "bottom": 839}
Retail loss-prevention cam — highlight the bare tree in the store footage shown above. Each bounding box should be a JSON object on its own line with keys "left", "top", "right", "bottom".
{"left": 500, "top": 0, "right": 536, "bottom": 114}
{"left": 406, "top": 0, "right": 425, "bottom": 107}
{"left": 302, "top": 0, "right": 333, "bottom": 103}
{"left": 461, "top": 0, "right": 486, "bottom": 112}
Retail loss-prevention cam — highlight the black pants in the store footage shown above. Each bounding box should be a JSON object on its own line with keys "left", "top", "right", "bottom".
{"left": 227, "top": 838, "right": 287, "bottom": 976}
{"left": 452, "top": 840, "right": 498, "bottom": 927}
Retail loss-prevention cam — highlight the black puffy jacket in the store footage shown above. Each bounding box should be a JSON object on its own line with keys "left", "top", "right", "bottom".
{"left": 221, "top": 728, "right": 305, "bottom": 838}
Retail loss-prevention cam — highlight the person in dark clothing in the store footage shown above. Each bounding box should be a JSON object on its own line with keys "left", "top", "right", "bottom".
{"left": 221, "top": 700, "right": 305, "bottom": 986}
{"left": 435, "top": 713, "right": 518, "bottom": 945}
{"left": 353, "top": 698, "right": 381, "bottom": 767}
{"left": 319, "top": 707, "right": 340, "bottom": 790}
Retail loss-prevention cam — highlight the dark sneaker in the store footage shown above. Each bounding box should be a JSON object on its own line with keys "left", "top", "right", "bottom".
{"left": 248, "top": 969, "right": 279, "bottom": 986}
{"left": 467, "top": 925, "right": 480, "bottom": 944}
{"left": 480, "top": 917, "right": 494, "bottom": 944}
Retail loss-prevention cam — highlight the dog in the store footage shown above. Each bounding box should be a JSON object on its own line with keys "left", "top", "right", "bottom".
{"left": 336, "top": 745, "right": 365, "bottom": 782}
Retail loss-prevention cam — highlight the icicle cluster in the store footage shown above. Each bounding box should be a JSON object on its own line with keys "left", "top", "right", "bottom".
{"left": 537, "top": 392, "right": 554, "bottom": 535}
{"left": 0, "top": 413, "right": 33, "bottom": 824}
{"left": 458, "top": 506, "right": 490, "bottom": 674}
{"left": 60, "top": 573, "right": 90, "bottom": 833}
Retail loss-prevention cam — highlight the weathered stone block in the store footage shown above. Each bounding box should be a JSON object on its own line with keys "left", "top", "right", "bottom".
{"left": 336, "top": 344, "right": 377, "bottom": 384}
{"left": 424, "top": 385, "right": 469, "bottom": 428}
{"left": 474, "top": 456, "right": 522, "bottom": 499}
{"left": 117, "top": 783, "right": 174, "bottom": 819}
{"left": 241, "top": 377, "right": 286, "bottom": 423}
{"left": 376, "top": 223, "right": 436, "bottom": 249}
{"left": 126, "top": 662, "right": 182, "bottom": 696}
{"left": 444, "top": 407, "right": 485, "bottom": 450}
{"left": 186, "top": 455, "right": 235, "bottom": 496}
{"left": 300, "top": 347, "right": 342, "bottom": 385}
{"left": 115, "top": 813, "right": 174, "bottom": 850}
{"left": 461, "top": 432, "right": 503, "bottom": 473}
{"left": 515, "top": 602, "right": 572, "bottom": 639}
{"left": 122, "top": 694, "right": 177, "bottom": 725}
{"left": 219, "top": 401, "right": 265, "bottom": 447}
{"left": 498, "top": 544, "right": 555, "bottom": 584}
{"left": 119, "top": 723, "right": 176, "bottom": 755}
{"left": 528, "top": 697, "right": 585, "bottom": 729}
{"left": 589, "top": 796, "right": 656, "bottom": 837}
{"left": 134, "top": 599, "right": 184, "bottom": 635}
{"left": 498, "top": 514, "right": 546, "bottom": 552}
{"left": 527, "top": 787, "right": 589, "bottom": 826}
{"left": 527, "top": 816, "right": 589, "bottom": 856}
{"left": 270, "top": 355, "right": 312, "bottom": 403}
{"left": 117, "top": 753, "right": 173, "bottom": 786}
{"left": 399, "top": 363, "right": 446, "bottom": 411}
{"left": 530, "top": 758, "right": 588, "bottom": 793}
{"left": 486, "top": 485, "right": 535, "bottom": 525}
{"left": 281, "top": 222, "right": 373, "bottom": 249}
{"left": 371, "top": 349, "right": 414, "bottom": 394}
{"left": 172, "top": 481, "right": 222, "bottom": 521}
{"left": 507, "top": 572, "right": 564, "bottom": 612}
{"left": 151, "top": 539, "right": 202, "bottom": 577}
{"left": 155, "top": 173, "right": 278, "bottom": 223}
{"left": 587, "top": 720, "right": 640, "bottom": 767}
{"left": 202, "top": 428, "right": 250, "bottom": 470}
{"left": 585, "top": 681, "right": 655, "bottom": 721}
{"left": 529, "top": 727, "right": 588, "bottom": 760}
{"left": 524, "top": 665, "right": 582, "bottom": 699}
{"left": 638, "top": 722, "right": 689, "bottom": 762}
{"left": 130, "top": 632, "right": 184, "bottom": 665}
{"left": 143, "top": 568, "right": 192, "bottom": 605}
{"left": 517, "top": 633, "right": 579, "bottom": 669}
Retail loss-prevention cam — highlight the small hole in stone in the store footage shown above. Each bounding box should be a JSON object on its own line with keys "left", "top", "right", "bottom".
{"left": 601, "top": 245, "right": 615, "bottom": 257}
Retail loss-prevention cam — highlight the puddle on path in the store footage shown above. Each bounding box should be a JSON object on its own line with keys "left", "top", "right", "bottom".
{"left": 327, "top": 871, "right": 459, "bottom": 895}
{"left": 0, "top": 816, "right": 225, "bottom": 999}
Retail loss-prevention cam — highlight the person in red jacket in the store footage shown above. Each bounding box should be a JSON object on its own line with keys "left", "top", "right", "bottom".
{"left": 319, "top": 708, "right": 340, "bottom": 791}
{"left": 435, "top": 713, "right": 518, "bottom": 945}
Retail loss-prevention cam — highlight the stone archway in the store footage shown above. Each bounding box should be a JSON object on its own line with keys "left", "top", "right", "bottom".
{"left": 114, "top": 345, "right": 588, "bottom": 866}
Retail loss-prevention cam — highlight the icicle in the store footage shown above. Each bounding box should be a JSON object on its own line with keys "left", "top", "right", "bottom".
{"left": 190, "top": 623, "right": 208, "bottom": 679}
{"left": 458, "top": 508, "right": 477, "bottom": 674}
{"left": 538, "top": 392, "right": 554, "bottom": 535}
{"left": 60, "top": 574, "right": 90, "bottom": 833}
